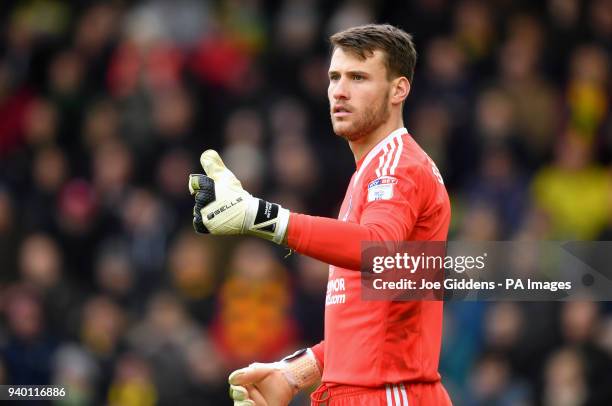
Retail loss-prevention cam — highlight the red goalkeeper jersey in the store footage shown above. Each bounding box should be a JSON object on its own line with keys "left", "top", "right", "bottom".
{"left": 288, "top": 127, "right": 451, "bottom": 387}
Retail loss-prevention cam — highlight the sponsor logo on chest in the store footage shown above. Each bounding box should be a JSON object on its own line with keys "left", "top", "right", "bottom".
{"left": 326, "top": 266, "right": 346, "bottom": 306}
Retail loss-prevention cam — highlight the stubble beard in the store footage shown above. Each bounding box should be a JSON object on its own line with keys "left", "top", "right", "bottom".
{"left": 332, "top": 93, "right": 391, "bottom": 142}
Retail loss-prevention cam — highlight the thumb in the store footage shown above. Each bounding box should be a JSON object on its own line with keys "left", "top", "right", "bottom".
{"left": 228, "top": 363, "right": 277, "bottom": 386}
{"left": 200, "top": 149, "right": 236, "bottom": 181}
{"left": 200, "top": 150, "right": 243, "bottom": 188}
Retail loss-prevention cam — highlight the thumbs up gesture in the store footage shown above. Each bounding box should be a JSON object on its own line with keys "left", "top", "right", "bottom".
{"left": 189, "top": 150, "right": 290, "bottom": 244}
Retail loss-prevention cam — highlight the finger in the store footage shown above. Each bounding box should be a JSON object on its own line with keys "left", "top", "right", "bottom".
{"left": 229, "top": 385, "right": 249, "bottom": 401}
{"left": 200, "top": 150, "right": 242, "bottom": 187}
{"left": 195, "top": 189, "right": 215, "bottom": 209}
{"left": 246, "top": 385, "right": 267, "bottom": 406}
{"left": 192, "top": 211, "right": 208, "bottom": 234}
{"left": 188, "top": 174, "right": 202, "bottom": 195}
{"left": 192, "top": 190, "right": 211, "bottom": 234}
{"left": 188, "top": 174, "right": 215, "bottom": 195}
{"left": 228, "top": 365, "right": 274, "bottom": 386}
{"left": 199, "top": 150, "right": 226, "bottom": 181}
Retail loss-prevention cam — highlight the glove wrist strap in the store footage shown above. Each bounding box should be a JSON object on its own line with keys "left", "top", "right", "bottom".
{"left": 280, "top": 348, "right": 321, "bottom": 391}
{"left": 244, "top": 198, "right": 290, "bottom": 244}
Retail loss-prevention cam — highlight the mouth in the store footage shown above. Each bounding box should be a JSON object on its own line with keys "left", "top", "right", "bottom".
{"left": 332, "top": 105, "right": 352, "bottom": 118}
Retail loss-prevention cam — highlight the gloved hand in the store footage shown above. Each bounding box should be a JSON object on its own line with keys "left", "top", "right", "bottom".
{"left": 228, "top": 349, "right": 321, "bottom": 406}
{"left": 189, "top": 150, "right": 290, "bottom": 244}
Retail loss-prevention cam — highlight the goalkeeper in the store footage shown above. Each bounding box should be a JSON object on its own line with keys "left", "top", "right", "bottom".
{"left": 190, "top": 24, "right": 452, "bottom": 406}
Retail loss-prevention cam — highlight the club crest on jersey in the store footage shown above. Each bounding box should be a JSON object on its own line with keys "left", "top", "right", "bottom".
{"left": 367, "top": 176, "right": 397, "bottom": 201}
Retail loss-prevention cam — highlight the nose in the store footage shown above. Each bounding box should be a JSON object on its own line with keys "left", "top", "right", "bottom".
{"left": 331, "top": 77, "right": 349, "bottom": 100}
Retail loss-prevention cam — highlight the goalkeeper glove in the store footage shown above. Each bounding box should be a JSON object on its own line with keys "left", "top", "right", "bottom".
{"left": 228, "top": 348, "right": 321, "bottom": 406}
{"left": 189, "top": 150, "right": 290, "bottom": 244}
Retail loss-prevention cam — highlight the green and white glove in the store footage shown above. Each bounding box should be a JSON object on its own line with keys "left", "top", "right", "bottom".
{"left": 228, "top": 348, "right": 321, "bottom": 406}
{"left": 189, "top": 150, "right": 290, "bottom": 244}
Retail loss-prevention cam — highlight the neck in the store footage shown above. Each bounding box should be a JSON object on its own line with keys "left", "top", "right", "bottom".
{"left": 348, "top": 115, "right": 404, "bottom": 162}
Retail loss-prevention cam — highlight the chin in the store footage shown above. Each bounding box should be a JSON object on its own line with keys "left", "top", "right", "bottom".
{"left": 333, "top": 125, "right": 362, "bottom": 141}
{"left": 332, "top": 122, "right": 349, "bottom": 137}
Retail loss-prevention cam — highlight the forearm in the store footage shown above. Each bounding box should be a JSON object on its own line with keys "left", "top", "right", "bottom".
{"left": 310, "top": 341, "right": 325, "bottom": 370}
{"left": 287, "top": 212, "right": 405, "bottom": 270}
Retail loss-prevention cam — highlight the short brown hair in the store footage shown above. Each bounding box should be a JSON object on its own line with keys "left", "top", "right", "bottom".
{"left": 330, "top": 24, "right": 417, "bottom": 82}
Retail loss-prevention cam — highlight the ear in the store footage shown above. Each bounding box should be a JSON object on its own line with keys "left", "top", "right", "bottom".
{"left": 390, "top": 77, "right": 410, "bottom": 105}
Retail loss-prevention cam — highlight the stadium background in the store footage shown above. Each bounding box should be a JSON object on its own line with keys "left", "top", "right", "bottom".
{"left": 0, "top": 0, "right": 611, "bottom": 404}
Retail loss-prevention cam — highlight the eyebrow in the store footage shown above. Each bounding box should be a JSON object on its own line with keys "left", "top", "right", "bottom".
{"left": 328, "top": 70, "right": 370, "bottom": 77}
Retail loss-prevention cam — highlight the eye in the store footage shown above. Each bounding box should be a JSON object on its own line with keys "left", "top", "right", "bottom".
{"left": 329, "top": 73, "right": 339, "bottom": 81}
{"left": 352, "top": 74, "right": 364, "bottom": 81}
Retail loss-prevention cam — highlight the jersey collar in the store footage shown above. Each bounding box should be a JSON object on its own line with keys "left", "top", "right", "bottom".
{"left": 353, "top": 127, "right": 407, "bottom": 186}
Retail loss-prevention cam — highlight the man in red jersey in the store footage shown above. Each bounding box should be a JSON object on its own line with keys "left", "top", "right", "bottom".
{"left": 189, "top": 24, "right": 452, "bottom": 405}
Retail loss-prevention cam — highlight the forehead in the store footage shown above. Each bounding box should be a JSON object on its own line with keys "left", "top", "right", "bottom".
{"left": 329, "top": 47, "right": 386, "bottom": 73}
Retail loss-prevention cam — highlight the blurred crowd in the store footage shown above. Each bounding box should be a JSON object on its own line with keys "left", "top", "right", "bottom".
{"left": 0, "top": 0, "right": 611, "bottom": 405}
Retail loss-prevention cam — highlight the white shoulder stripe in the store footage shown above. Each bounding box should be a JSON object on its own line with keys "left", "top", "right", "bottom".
{"left": 381, "top": 137, "right": 397, "bottom": 176}
{"left": 353, "top": 127, "right": 407, "bottom": 187}
{"left": 376, "top": 143, "right": 389, "bottom": 178}
{"left": 390, "top": 134, "right": 404, "bottom": 176}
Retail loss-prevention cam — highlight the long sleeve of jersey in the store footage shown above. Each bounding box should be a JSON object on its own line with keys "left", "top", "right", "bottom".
{"left": 287, "top": 185, "right": 419, "bottom": 271}
{"left": 310, "top": 341, "right": 325, "bottom": 368}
